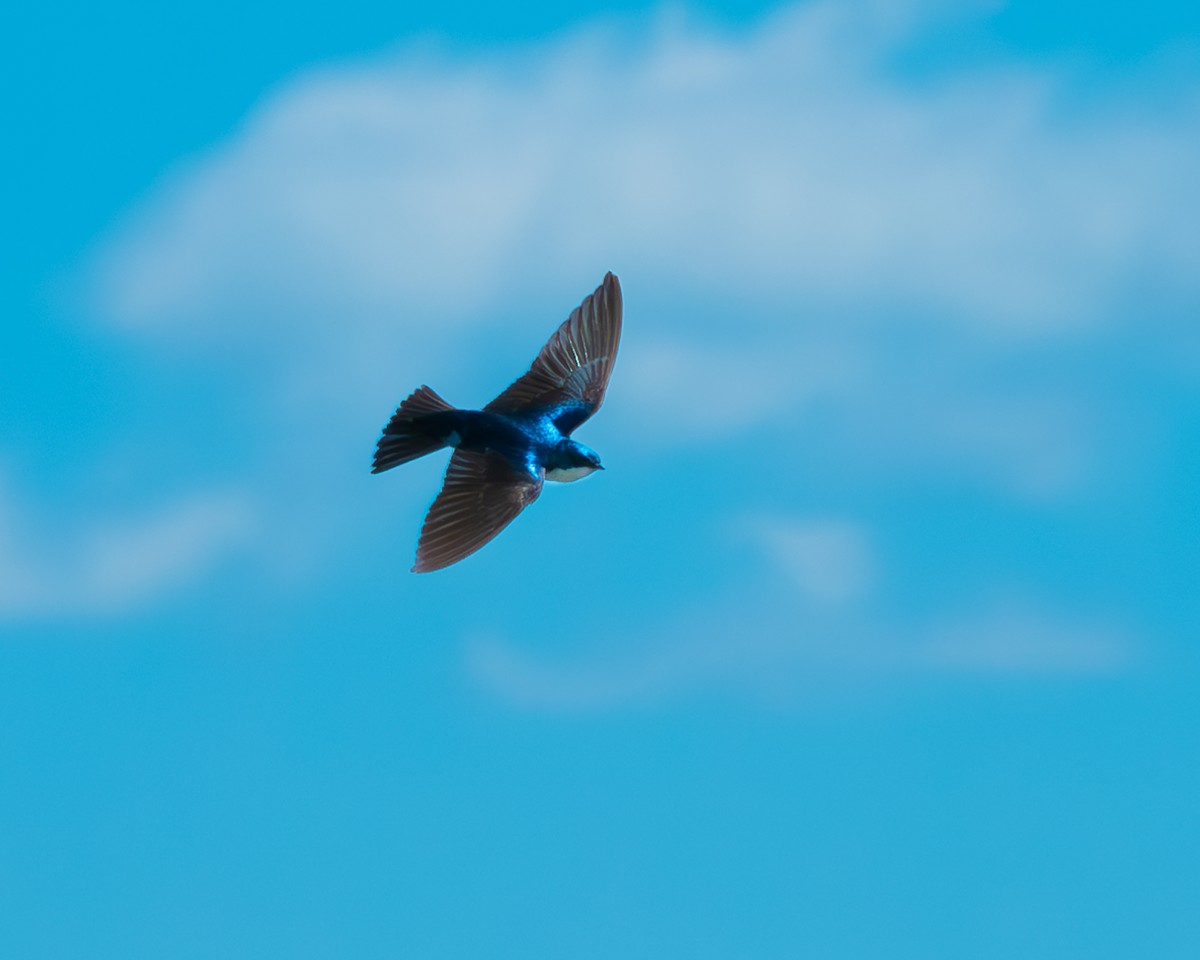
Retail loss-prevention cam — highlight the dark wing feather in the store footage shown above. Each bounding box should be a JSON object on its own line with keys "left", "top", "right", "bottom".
{"left": 484, "top": 272, "right": 622, "bottom": 434}
{"left": 412, "top": 449, "right": 543, "bottom": 573}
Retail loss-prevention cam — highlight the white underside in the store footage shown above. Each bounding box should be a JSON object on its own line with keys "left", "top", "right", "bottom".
{"left": 545, "top": 465, "right": 598, "bottom": 483}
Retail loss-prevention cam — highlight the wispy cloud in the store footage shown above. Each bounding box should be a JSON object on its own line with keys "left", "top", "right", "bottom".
{"left": 738, "top": 515, "right": 875, "bottom": 604}
{"left": 90, "top": 0, "right": 1200, "bottom": 341}
{"left": 0, "top": 481, "right": 256, "bottom": 620}
{"left": 469, "top": 594, "right": 1135, "bottom": 711}
{"left": 61, "top": 0, "right": 1195, "bottom": 616}
{"left": 920, "top": 605, "right": 1133, "bottom": 674}
{"left": 468, "top": 512, "right": 1135, "bottom": 710}
{"left": 613, "top": 336, "right": 866, "bottom": 438}
{"left": 78, "top": 0, "right": 1195, "bottom": 528}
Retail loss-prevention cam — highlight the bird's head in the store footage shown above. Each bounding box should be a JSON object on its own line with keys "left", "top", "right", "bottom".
{"left": 546, "top": 440, "right": 604, "bottom": 482}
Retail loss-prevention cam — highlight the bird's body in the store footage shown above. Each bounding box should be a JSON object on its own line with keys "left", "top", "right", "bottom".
{"left": 372, "top": 273, "right": 622, "bottom": 572}
{"left": 385, "top": 407, "right": 602, "bottom": 483}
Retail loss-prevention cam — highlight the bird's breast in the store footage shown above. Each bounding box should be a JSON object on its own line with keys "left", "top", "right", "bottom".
{"left": 544, "top": 465, "right": 598, "bottom": 483}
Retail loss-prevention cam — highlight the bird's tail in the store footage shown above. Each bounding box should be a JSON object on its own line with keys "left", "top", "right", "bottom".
{"left": 372, "top": 385, "right": 456, "bottom": 474}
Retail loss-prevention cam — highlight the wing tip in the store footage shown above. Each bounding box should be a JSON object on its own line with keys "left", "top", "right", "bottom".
{"left": 411, "top": 551, "right": 456, "bottom": 574}
{"left": 600, "top": 270, "right": 620, "bottom": 304}
{"left": 600, "top": 271, "right": 622, "bottom": 329}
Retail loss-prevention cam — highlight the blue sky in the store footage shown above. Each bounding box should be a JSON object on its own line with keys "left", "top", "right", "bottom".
{"left": 3, "top": 1, "right": 1200, "bottom": 956}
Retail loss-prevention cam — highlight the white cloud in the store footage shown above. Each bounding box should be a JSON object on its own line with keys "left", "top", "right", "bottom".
{"left": 78, "top": 0, "right": 1195, "bottom": 518}
{"left": 612, "top": 336, "right": 865, "bottom": 438}
{"left": 59, "top": 0, "right": 1195, "bottom": 612}
{"left": 608, "top": 327, "right": 1098, "bottom": 499}
{"left": 740, "top": 515, "right": 875, "bottom": 604}
{"left": 469, "top": 599, "right": 1135, "bottom": 711}
{"left": 90, "top": 0, "right": 1200, "bottom": 341}
{"left": 919, "top": 605, "right": 1132, "bottom": 674}
{"left": 468, "top": 630, "right": 736, "bottom": 712}
{"left": 841, "top": 383, "right": 1097, "bottom": 499}
{"left": 0, "top": 482, "right": 256, "bottom": 620}
{"left": 467, "top": 510, "right": 1134, "bottom": 710}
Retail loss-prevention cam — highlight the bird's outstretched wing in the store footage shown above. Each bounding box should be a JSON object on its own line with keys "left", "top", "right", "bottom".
{"left": 484, "top": 272, "right": 622, "bottom": 435}
{"left": 413, "top": 449, "right": 544, "bottom": 573}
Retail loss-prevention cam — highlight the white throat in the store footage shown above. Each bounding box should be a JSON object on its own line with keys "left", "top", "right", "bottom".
{"left": 545, "top": 465, "right": 598, "bottom": 483}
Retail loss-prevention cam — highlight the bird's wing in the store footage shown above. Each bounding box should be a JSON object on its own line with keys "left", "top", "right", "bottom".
{"left": 412, "top": 449, "right": 544, "bottom": 573}
{"left": 484, "top": 272, "right": 622, "bottom": 435}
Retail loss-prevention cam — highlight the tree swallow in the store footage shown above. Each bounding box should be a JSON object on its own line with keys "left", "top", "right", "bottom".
{"left": 372, "top": 272, "right": 623, "bottom": 572}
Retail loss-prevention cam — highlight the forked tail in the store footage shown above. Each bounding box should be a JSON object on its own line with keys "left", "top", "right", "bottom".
{"left": 371, "top": 385, "right": 455, "bottom": 473}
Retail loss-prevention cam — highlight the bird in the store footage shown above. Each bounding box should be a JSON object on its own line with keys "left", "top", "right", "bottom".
{"left": 372, "top": 272, "right": 623, "bottom": 572}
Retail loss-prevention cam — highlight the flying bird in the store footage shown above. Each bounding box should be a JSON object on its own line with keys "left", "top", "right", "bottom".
{"left": 372, "top": 272, "right": 623, "bottom": 572}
